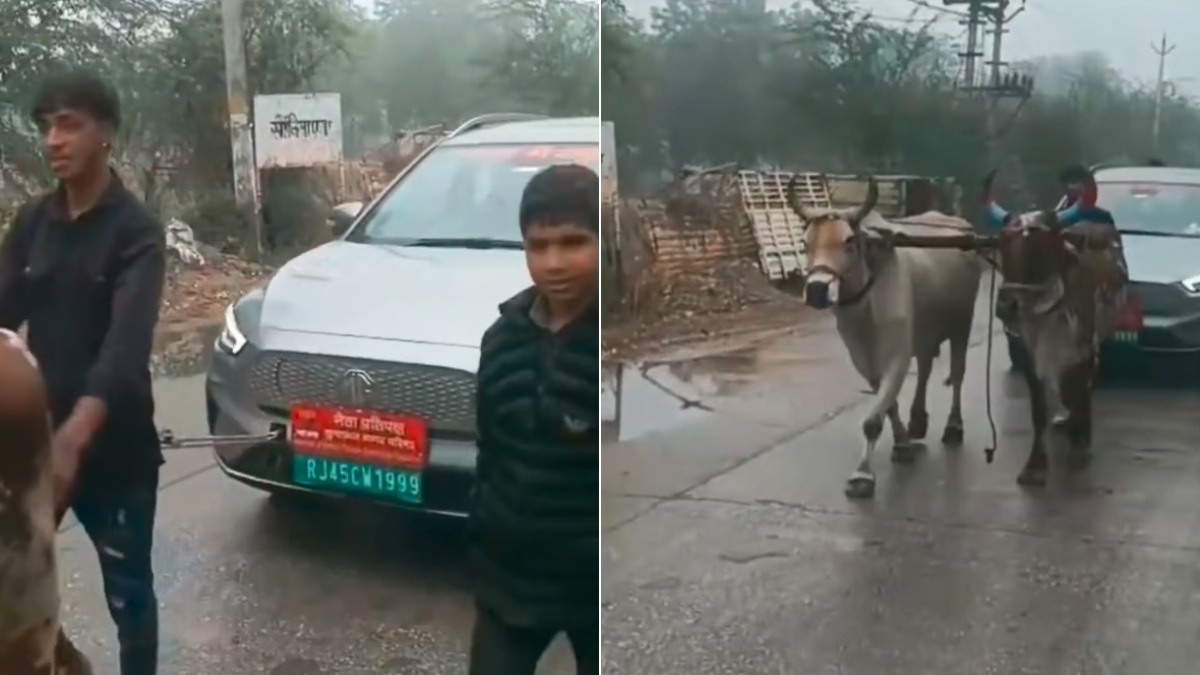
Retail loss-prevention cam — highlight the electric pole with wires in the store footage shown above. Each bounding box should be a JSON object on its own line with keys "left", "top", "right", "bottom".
{"left": 945, "top": 0, "right": 1033, "bottom": 196}
{"left": 1151, "top": 34, "right": 1175, "bottom": 155}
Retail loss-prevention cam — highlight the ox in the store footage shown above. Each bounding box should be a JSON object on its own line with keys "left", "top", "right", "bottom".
{"left": 0, "top": 329, "right": 92, "bottom": 674}
{"left": 982, "top": 171, "right": 1126, "bottom": 486}
{"left": 788, "top": 176, "right": 984, "bottom": 499}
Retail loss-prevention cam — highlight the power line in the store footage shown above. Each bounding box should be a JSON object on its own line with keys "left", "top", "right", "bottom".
{"left": 900, "top": 0, "right": 969, "bottom": 19}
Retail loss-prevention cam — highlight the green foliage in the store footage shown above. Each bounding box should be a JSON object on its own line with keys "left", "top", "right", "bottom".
{"left": 480, "top": 0, "right": 598, "bottom": 116}
{"left": 0, "top": 0, "right": 599, "bottom": 247}
{"left": 601, "top": 0, "right": 1200, "bottom": 198}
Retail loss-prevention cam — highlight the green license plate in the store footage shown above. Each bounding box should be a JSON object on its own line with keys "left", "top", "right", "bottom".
{"left": 292, "top": 455, "right": 423, "bottom": 504}
{"left": 1108, "top": 330, "right": 1139, "bottom": 345}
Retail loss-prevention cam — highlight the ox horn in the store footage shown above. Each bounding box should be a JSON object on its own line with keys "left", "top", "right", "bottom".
{"left": 786, "top": 174, "right": 816, "bottom": 221}
{"left": 839, "top": 174, "right": 878, "bottom": 229}
{"left": 981, "top": 169, "right": 1011, "bottom": 230}
{"left": 1048, "top": 203, "right": 1074, "bottom": 229}
{"left": 1052, "top": 173, "right": 1095, "bottom": 228}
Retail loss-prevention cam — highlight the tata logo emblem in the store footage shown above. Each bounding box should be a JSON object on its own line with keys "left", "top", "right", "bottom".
{"left": 339, "top": 369, "right": 375, "bottom": 406}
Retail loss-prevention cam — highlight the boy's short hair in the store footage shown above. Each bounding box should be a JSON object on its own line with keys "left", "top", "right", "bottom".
{"left": 518, "top": 164, "right": 598, "bottom": 235}
{"left": 1058, "top": 163, "right": 1091, "bottom": 184}
{"left": 30, "top": 69, "right": 121, "bottom": 129}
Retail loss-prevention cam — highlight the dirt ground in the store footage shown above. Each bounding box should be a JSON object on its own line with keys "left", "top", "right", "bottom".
{"left": 155, "top": 254, "right": 272, "bottom": 351}
{"left": 602, "top": 259, "right": 810, "bottom": 362}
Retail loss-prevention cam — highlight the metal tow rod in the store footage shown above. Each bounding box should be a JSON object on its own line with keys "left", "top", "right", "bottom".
{"left": 158, "top": 427, "right": 285, "bottom": 450}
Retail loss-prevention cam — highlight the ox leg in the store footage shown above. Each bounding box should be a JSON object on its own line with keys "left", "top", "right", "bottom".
{"left": 1017, "top": 367, "right": 1050, "bottom": 487}
{"left": 1062, "top": 359, "right": 1094, "bottom": 471}
{"left": 847, "top": 348, "right": 911, "bottom": 500}
{"left": 889, "top": 403, "right": 919, "bottom": 465}
{"left": 942, "top": 332, "right": 969, "bottom": 447}
{"left": 906, "top": 353, "right": 933, "bottom": 440}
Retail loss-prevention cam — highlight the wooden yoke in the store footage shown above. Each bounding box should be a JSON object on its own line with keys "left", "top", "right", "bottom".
{"left": 871, "top": 229, "right": 998, "bottom": 252}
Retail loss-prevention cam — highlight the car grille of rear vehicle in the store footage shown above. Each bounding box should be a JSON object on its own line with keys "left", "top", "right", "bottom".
{"left": 248, "top": 352, "right": 476, "bottom": 434}
{"left": 1130, "top": 280, "right": 1193, "bottom": 317}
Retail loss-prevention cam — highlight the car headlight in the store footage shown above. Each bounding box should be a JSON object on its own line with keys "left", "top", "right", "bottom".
{"left": 216, "top": 303, "right": 248, "bottom": 355}
{"left": 1181, "top": 274, "right": 1200, "bottom": 295}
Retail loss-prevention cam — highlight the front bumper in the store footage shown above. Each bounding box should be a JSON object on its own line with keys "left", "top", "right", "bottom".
{"left": 1000, "top": 284, "right": 1200, "bottom": 355}
{"left": 205, "top": 344, "right": 478, "bottom": 518}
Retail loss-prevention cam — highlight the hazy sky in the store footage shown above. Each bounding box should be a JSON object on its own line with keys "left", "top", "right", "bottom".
{"left": 624, "top": 0, "right": 1199, "bottom": 90}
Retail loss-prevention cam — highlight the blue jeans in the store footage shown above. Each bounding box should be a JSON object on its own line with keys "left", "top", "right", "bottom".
{"left": 72, "top": 478, "right": 159, "bottom": 675}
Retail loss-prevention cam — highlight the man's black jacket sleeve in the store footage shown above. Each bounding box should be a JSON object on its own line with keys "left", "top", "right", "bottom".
{"left": 82, "top": 220, "right": 166, "bottom": 408}
{"left": 0, "top": 209, "right": 29, "bottom": 330}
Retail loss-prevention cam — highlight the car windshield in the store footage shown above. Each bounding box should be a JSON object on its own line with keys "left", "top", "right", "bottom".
{"left": 1098, "top": 181, "right": 1200, "bottom": 236}
{"left": 349, "top": 142, "right": 599, "bottom": 247}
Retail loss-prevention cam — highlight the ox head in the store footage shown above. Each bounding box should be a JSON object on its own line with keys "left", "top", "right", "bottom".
{"left": 787, "top": 174, "right": 879, "bottom": 310}
{"left": 981, "top": 169, "right": 1091, "bottom": 291}
{"left": 0, "top": 329, "right": 50, "bottom": 500}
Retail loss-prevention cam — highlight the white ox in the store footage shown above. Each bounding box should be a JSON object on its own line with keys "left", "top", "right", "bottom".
{"left": 0, "top": 329, "right": 92, "bottom": 674}
{"left": 788, "top": 176, "right": 984, "bottom": 499}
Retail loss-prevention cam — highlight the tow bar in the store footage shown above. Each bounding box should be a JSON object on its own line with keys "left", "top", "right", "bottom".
{"left": 157, "top": 426, "right": 285, "bottom": 450}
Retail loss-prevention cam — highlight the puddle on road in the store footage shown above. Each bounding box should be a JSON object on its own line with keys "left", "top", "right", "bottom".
{"left": 603, "top": 334, "right": 829, "bottom": 443}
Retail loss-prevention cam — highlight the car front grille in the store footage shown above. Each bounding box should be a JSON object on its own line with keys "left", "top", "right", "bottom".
{"left": 248, "top": 352, "right": 476, "bottom": 434}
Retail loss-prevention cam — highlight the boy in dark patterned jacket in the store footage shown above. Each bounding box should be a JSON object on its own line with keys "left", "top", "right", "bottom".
{"left": 467, "top": 163, "right": 599, "bottom": 675}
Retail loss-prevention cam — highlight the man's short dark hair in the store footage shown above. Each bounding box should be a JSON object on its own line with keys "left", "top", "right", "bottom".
{"left": 30, "top": 69, "right": 121, "bottom": 129}
{"left": 518, "top": 164, "right": 598, "bottom": 234}
{"left": 1058, "top": 164, "right": 1092, "bottom": 184}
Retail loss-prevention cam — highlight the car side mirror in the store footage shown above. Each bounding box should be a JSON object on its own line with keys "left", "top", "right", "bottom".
{"left": 328, "top": 202, "right": 363, "bottom": 236}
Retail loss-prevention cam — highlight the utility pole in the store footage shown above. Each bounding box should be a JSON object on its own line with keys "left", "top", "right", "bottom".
{"left": 945, "top": 0, "right": 985, "bottom": 91}
{"left": 946, "top": 0, "right": 1032, "bottom": 200}
{"left": 221, "top": 0, "right": 263, "bottom": 260}
{"left": 1151, "top": 34, "right": 1175, "bottom": 155}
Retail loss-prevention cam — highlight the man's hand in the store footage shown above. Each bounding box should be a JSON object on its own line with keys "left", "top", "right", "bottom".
{"left": 52, "top": 425, "right": 86, "bottom": 521}
{"left": 52, "top": 397, "right": 106, "bottom": 520}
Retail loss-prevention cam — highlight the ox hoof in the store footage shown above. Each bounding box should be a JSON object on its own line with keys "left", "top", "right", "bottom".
{"left": 906, "top": 413, "right": 929, "bottom": 440}
{"left": 1016, "top": 466, "right": 1047, "bottom": 487}
{"left": 890, "top": 441, "right": 923, "bottom": 465}
{"left": 1067, "top": 446, "right": 1092, "bottom": 472}
{"left": 844, "top": 473, "right": 876, "bottom": 499}
{"left": 941, "top": 425, "right": 964, "bottom": 447}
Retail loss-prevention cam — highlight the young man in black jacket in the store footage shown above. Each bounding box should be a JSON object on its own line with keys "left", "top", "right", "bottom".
{"left": 0, "top": 70, "right": 166, "bottom": 675}
{"left": 468, "top": 163, "right": 599, "bottom": 675}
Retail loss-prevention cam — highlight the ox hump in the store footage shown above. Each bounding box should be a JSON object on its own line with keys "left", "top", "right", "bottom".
{"left": 0, "top": 329, "right": 51, "bottom": 496}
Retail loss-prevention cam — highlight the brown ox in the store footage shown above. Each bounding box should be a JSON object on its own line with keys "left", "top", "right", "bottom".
{"left": 983, "top": 170, "right": 1127, "bottom": 486}
{"left": 0, "top": 329, "right": 92, "bottom": 674}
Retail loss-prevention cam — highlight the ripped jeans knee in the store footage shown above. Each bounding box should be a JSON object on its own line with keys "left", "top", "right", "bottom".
{"left": 73, "top": 484, "right": 159, "bottom": 675}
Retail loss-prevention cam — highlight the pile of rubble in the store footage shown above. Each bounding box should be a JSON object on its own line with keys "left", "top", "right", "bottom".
{"left": 157, "top": 218, "right": 272, "bottom": 346}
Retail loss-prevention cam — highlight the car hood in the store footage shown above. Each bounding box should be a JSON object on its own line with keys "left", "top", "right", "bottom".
{"left": 259, "top": 240, "right": 529, "bottom": 348}
{"left": 1122, "top": 232, "right": 1200, "bottom": 284}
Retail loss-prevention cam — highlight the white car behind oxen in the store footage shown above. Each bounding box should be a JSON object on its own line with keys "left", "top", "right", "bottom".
{"left": 787, "top": 176, "right": 984, "bottom": 499}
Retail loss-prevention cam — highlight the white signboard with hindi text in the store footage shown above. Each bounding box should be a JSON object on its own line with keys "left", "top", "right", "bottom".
{"left": 253, "top": 93, "right": 344, "bottom": 169}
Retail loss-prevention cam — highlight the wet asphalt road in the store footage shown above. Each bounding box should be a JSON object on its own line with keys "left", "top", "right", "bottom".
{"left": 57, "top": 373, "right": 578, "bottom": 674}
{"left": 603, "top": 299, "right": 1200, "bottom": 674}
